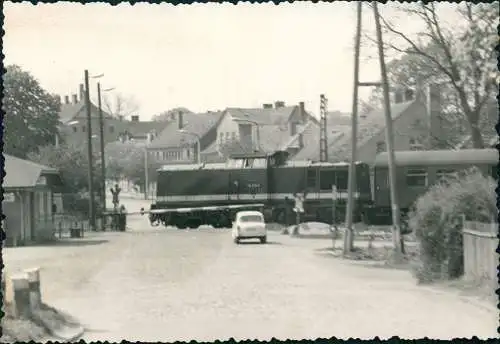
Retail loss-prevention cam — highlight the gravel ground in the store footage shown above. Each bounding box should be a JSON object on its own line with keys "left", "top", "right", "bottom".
{"left": 3, "top": 217, "right": 497, "bottom": 341}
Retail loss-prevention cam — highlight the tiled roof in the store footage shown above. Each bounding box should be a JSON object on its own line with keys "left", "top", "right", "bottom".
{"left": 148, "top": 111, "right": 224, "bottom": 149}
{"left": 3, "top": 154, "right": 59, "bottom": 189}
{"left": 288, "top": 121, "right": 347, "bottom": 161}
{"left": 329, "top": 100, "right": 415, "bottom": 161}
{"left": 226, "top": 106, "right": 298, "bottom": 125}
{"left": 121, "top": 121, "right": 162, "bottom": 138}
{"left": 290, "top": 100, "right": 415, "bottom": 162}
{"left": 59, "top": 100, "right": 113, "bottom": 124}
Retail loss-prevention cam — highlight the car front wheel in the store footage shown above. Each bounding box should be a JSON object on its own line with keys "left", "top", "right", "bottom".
{"left": 260, "top": 236, "right": 267, "bottom": 244}
{"left": 234, "top": 237, "right": 240, "bottom": 244}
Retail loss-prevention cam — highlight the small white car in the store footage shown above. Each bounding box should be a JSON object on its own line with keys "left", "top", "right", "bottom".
{"left": 232, "top": 210, "right": 267, "bottom": 244}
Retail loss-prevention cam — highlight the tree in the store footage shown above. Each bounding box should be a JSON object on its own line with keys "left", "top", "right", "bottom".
{"left": 105, "top": 141, "right": 146, "bottom": 190}
{"left": 27, "top": 143, "right": 103, "bottom": 215}
{"left": 373, "top": 2, "right": 499, "bottom": 149}
{"left": 102, "top": 93, "right": 140, "bottom": 121}
{"left": 3, "top": 65, "right": 60, "bottom": 158}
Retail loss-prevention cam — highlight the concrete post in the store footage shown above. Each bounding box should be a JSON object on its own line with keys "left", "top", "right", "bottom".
{"left": 25, "top": 267, "right": 42, "bottom": 310}
{"left": 7, "top": 273, "right": 31, "bottom": 318}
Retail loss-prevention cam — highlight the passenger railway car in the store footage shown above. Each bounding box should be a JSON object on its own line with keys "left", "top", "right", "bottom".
{"left": 150, "top": 151, "right": 372, "bottom": 228}
{"left": 371, "top": 148, "right": 499, "bottom": 225}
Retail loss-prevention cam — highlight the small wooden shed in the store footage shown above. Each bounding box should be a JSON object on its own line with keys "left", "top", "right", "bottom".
{"left": 2, "top": 154, "right": 63, "bottom": 246}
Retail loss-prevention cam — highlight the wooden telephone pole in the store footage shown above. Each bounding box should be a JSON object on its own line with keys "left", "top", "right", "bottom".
{"left": 344, "top": 2, "right": 403, "bottom": 257}
{"left": 319, "top": 94, "right": 329, "bottom": 162}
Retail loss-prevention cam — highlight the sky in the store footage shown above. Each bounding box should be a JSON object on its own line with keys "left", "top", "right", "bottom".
{"left": 4, "top": 1, "right": 435, "bottom": 120}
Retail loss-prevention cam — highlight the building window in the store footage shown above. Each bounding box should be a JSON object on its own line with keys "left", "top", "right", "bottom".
{"left": 231, "top": 132, "right": 237, "bottom": 142}
{"left": 225, "top": 132, "right": 231, "bottom": 141}
{"left": 376, "top": 141, "right": 386, "bottom": 153}
{"left": 72, "top": 127, "right": 77, "bottom": 133}
{"left": 162, "top": 152, "right": 168, "bottom": 160}
{"left": 109, "top": 125, "right": 115, "bottom": 133}
{"left": 82, "top": 126, "right": 86, "bottom": 132}
{"left": 219, "top": 132, "right": 224, "bottom": 143}
{"left": 406, "top": 168, "right": 428, "bottom": 187}
{"left": 187, "top": 149, "right": 191, "bottom": 158}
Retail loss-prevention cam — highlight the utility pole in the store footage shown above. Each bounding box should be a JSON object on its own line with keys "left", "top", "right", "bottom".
{"left": 319, "top": 94, "right": 329, "bottom": 162}
{"left": 344, "top": 2, "right": 363, "bottom": 254}
{"left": 97, "top": 82, "right": 106, "bottom": 216}
{"left": 84, "top": 70, "right": 96, "bottom": 231}
{"left": 373, "top": 2, "right": 403, "bottom": 258}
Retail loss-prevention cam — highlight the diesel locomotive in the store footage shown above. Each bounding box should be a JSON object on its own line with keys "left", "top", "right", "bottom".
{"left": 149, "top": 151, "right": 372, "bottom": 228}
{"left": 149, "top": 148, "right": 498, "bottom": 230}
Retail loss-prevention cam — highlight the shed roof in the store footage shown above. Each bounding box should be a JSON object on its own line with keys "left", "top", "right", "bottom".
{"left": 374, "top": 148, "right": 499, "bottom": 167}
{"left": 226, "top": 106, "right": 296, "bottom": 125}
{"left": 3, "top": 154, "right": 60, "bottom": 189}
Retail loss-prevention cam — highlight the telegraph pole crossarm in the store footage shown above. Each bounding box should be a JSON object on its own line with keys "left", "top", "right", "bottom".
{"left": 373, "top": 2, "right": 404, "bottom": 259}
{"left": 358, "top": 81, "right": 382, "bottom": 87}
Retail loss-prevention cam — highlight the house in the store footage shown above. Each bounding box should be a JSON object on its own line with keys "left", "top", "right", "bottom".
{"left": 58, "top": 84, "right": 161, "bottom": 149}
{"left": 204, "top": 101, "right": 317, "bottom": 162}
{"left": 2, "top": 155, "right": 64, "bottom": 246}
{"left": 145, "top": 110, "right": 224, "bottom": 196}
{"left": 290, "top": 85, "right": 447, "bottom": 165}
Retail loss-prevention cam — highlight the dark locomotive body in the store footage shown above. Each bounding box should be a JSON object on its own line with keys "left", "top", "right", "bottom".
{"left": 150, "top": 148, "right": 498, "bottom": 230}
{"left": 151, "top": 151, "right": 371, "bottom": 228}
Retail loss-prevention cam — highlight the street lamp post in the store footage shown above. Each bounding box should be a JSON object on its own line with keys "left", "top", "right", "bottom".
{"left": 178, "top": 129, "right": 201, "bottom": 164}
{"left": 91, "top": 73, "right": 114, "bottom": 223}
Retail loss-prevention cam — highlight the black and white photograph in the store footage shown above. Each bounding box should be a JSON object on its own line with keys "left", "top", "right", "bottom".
{"left": 1, "top": 1, "right": 498, "bottom": 342}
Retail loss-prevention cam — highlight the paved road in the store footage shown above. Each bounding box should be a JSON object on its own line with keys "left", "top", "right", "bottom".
{"left": 3, "top": 208, "right": 497, "bottom": 341}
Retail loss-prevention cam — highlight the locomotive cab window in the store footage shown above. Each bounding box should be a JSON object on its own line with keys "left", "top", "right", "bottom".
{"left": 406, "top": 168, "right": 428, "bottom": 187}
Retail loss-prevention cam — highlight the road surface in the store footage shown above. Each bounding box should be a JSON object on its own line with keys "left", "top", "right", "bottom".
{"left": 3, "top": 213, "right": 497, "bottom": 341}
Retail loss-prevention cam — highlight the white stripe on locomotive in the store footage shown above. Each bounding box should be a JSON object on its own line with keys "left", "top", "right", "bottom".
{"left": 155, "top": 191, "right": 360, "bottom": 203}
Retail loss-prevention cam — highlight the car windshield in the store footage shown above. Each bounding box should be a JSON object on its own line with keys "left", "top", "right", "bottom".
{"left": 240, "top": 215, "right": 263, "bottom": 223}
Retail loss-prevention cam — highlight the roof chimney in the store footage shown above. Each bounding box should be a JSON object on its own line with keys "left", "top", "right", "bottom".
{"left": 178, "top": 111, "right": 184, "bottom": 129}
{"left": 64, "top": 95, "right": 70, "bottom": 104}
{"left": 79, "top": 84, "right": 85, "bottom": 102}
{"left": 427, "top": 83, "right": 443, "bottom": 149}
{"left": 131, "top": 115, "right": 139, "bottom": 122}
{"left": 275, "top": 101, "right": 285, "bottom": 108}
{"left": 72, "top": 94, "right": 78, "bottom": 104}
{"left": 57, "top": 95, "right": 62, "bottom": 104}
{"left": 263, "top": 103, "right": 273, "bottom": 109}
{"left": 299, "top": 101, "right": 305, "bottom": 121}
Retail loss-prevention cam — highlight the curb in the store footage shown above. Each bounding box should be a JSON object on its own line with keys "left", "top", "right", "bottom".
{"left": 44, "top": 325, "right": 85, "bottom": 343}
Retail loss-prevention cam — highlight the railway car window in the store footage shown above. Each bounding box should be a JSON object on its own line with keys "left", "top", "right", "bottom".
{"left": 406, "top": 168, "right": 428, "bottom": 187}
{"left": 336, "top": 170, "right": 348, "bottom": 190}
{"left": 490, "top": 165, "right": 499, "bottom": 180}
{"left": 253, "top": 158, "right": 267, "bottom": 168}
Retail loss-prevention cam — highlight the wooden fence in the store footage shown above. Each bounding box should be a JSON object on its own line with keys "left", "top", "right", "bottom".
{"left": 462, "top": 221, "right": 498, "bottom": 285}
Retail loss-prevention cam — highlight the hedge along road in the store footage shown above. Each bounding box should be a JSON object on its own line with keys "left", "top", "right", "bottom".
{"left": 23, "top": 227, "right": 497, "bottom": 342}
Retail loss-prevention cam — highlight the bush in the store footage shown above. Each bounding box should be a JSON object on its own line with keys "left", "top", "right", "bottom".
{"left": 408, "top": 167, "right": 497, "bottom": 283}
